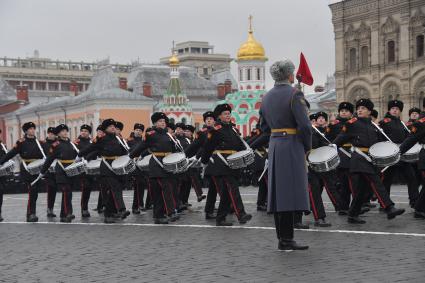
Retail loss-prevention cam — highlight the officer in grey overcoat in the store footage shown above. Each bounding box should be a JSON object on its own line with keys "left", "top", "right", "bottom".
{"left": 260, "top": 59, "right": 312, "bottom": 251}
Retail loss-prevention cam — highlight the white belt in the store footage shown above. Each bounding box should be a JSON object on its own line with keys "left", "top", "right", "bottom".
{"left": 351, "top": 147, "right": 372, "bottom": 163}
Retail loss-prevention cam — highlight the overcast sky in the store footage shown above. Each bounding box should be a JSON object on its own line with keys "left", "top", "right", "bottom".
{"left": 0, "top": 0, "right": 337, "bottom": 92}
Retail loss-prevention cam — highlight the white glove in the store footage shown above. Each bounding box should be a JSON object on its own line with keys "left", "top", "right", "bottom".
{"left": 75, "top": 156, "right": 82, "bottom": 162}
{"left": 38, "top": 173, "right": 44, "bottom": 179}
{"left": 200, "top": 163, "right": 208, "bottom": 179}
{"left": 328, "top": 144, "right": 337, "bottom": 149}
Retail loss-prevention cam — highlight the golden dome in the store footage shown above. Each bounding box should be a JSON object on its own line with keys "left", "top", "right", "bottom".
{"left": 237, "top": 16, "right": 267, "bottom": 61}
{"left": 169, "top": 51, "right": 180, "bottom": 66}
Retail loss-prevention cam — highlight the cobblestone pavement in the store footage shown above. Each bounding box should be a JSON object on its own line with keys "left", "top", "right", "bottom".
{"left": 0, "top": 185, "right": 424, "bottom": 282}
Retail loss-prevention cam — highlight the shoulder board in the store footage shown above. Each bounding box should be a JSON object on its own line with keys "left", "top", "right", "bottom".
{"left": 406, "top": 121, "right": 412, "bottom": 126}
{"left": 200, "top": 127, "right": 208, "bottom": 132}
{"left": 52, "top": 141, "right": 60, "bottom": 147}
{"left": 382, "top": 118, "right": 391, "bottom": 123}
{"left": 419, "top": 117, "right": 425, "bottom": 123}
{"left": 73, "top": 139, "right": 80, "bottom": 144}
{"left": 347, "top": 117, "right": 357, "bottom": 124}
{"left": 325, "top": 127, "right": 331, "bottom": 133}
{"left": 214, "top": 125, "right": 222, "bottom": 130}
{"left": 147, "top": 130, "right": 156, "bottom": 136}
{"left": 331, "top": 119, "right": 340, "bottom": 125}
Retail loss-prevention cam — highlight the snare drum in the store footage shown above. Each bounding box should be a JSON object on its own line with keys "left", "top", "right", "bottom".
{"left": 64, "top": 161, "right": 87, "bottom": 177}
{"left": 162, "top": 153, "right": 188, "bottom": 174}
{"left": 369, "top": 141, "right": 400, "bottom": 167}
{"left": 0, "top": 160, "right": 15, "bottom": 177}
{"left": 86, "top": 159, "right": 101, "bottom": 175}
{"left": 26, "top": 159, "right": 45, "bottom": 175}
{"left": 308, "top": 146, "right": 340, "bottom": 172}
{"left": 136, "top": 154, "right": 151, "bottom": 172}
{"left": 400, "top": 143, "right": 421, "bottom": 163}
{"left": 111, "top": 155, "right": 136, "bottom": 175}
{"left": 226, "top": 150, "right": 255, "bottom": 169}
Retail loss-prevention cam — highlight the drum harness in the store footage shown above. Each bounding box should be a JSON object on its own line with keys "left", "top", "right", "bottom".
{"left": 56, "top": 140, "right": 81, "bottom": 172}
{"left": 101, "top": 136, "right": 129, "bottom": 173}
{"left": 23, "top": 138, "right": 46, "bottom": 173}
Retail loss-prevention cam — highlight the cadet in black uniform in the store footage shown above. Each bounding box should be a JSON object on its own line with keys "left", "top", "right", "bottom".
{"left": 130, "top": 112, "right": 179, "bottom": 224}
{"left": 0, "top": 122, "right": 45, "bottom": 222}
{"left": 42, "top": 127, "right": 58, "bottom": 218}
{"left": 400, "top": 116, "right": 425, "bottom": 219}
{"left": 175, "top": 122, "right": 191, "bottom": 208}
{"left": 94, "top": 125, "right": 106, "bottom": 213}
{"left": 185, "top": 111, "right": 219, "bottom": 219}
{"left": 326, "top": 102, "right": 354, "bottom": 214}
{"left": 74, "top": 124, "right": 94, "bottom": 218}
{"left": 78, "top": 119, "right": 130, "bottom": 223}
{"left": 0, "top": 130, "right": 8, "bottom": 222}
{"left": 127, "top": 123, "right": 150, "bottom": 214}
{"left": 406, "top": 107, "right": 422, "bottom": 190}
{"left": 201, "top": 104, "right": 252, "bottom": 226}
{"left": 333, "top": 99, "right": 405, "bottom": 224}
{"left": 379, "top": 100, "right": 419, "bottom": 207}
{"left": 40, "top": 124, "right": 80, "bottom": 223}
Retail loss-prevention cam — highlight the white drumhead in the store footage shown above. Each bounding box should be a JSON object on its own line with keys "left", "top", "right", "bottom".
{"left": 139, "top": 154, "right": 151, "bottom": 166}
{"left": 405, "top": 143, "right": 421, "bottom": 154}
{"left": 227, "top": 150, "right": 250, "bottom": 160}
{"left": 112, "top": 155, "right": 131, "bottom": 168}
{"left": 87, "top": 159, "right": 101, "bottom": 168}
{"left": 369, "top": 142, "right": 399, "bottom": 158}
{"left": 27, "top": 159, "right": 45, "bottom": 168}
{"left": 308, "top": 146, "right": 338, "bottom": 163}
{"left": 163, "top": 153, "right": 186, "bottom": 164}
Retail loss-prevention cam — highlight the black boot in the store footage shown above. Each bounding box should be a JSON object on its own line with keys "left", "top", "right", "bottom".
{"left": 386, "top": 206, "right": 405, "bottom": 220}
{"left": 104, "top": 216, "right": 117, "bottom": 224}
{"left": 205, "top": 213, "right": 217, "bottom": 220}
{"left": 197, "top": 195, "right": 206, "bottom": 202}
{"left": 239, "top": 214, "right": 252, "bottom": 224}
{"left": 348, "top": 216, "right": 366, "bottom": 224}
{"left": 0, "top": 214, "right": 3, "bottom": 222}
{"left": 81, "top": 210, "right": 91, "bottom": 218}
{"left": 26, "top": 214, "right": 39, "bottom": 223}
{"left": 47, "top": 208, "right": 56, "bottom": 218}
{"left": 414, "top": 211, "right": 425, "bottom": 219}
{"left": 314, "top": 218, "right": 331, "bottom": 227}
{"left": 154, "top": 218, "right": 169, "bottom": 224}
{"left": 294, "top": 222, "right": 309, "bottom": 229}
{"left": 278, "top": 239, "right": 309, "bottom": 251}
{"left": 216, "top": 219, "right": 233, "bottom": 226}
{"left": 257, "top": 205, "right": 267, "bottom": 211}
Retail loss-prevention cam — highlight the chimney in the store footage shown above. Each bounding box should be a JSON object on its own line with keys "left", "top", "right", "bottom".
{"left": 224, "top": 79, "right": 232, "bottom": 94}
{"left": 16, "top": 85, "right": 29, "bottom": 103}
{"left": 217, "top": 83, "right": 225, "bottom": 99}
{"left": 119, "top": 78, "right": 128, "bottom": 90}
{"left": 70, "top": 80, "right": 78, "bottom": 96}
{"left": 143, "top": 82, "right": 152, "bottom": 97}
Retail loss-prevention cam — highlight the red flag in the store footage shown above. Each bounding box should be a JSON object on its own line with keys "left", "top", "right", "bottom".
{"left": 296, "top": 52, "right": 314, "bottom": 86}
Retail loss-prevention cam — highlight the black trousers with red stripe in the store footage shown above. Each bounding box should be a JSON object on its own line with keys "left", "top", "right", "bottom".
{"left": 45, "top": 173, "right": 57, "bottom": 210}
{"left": 308, "top": 171, "right": 326, "bottom": 221}
{"left": 337, "top": 168, "right": 354, "bottom": 211}
{"left": 188, "top": 168, "right": 204, "bottom": 199}
{"left": 205, "top": 176, "right": 220, "bottom": 214}
{"left": 414, "top": 171, "right": 425, "bottom": 213}
{"left": 318, "top": 171, "right": 343, "bottom": 212}
{"left": 149, "top": 177, "right": 175, "bottom": 219}
{"left": 102, "top": 176, "right": 126, "bottom": 217}
{"left": 58, "top": 184, "right": 73, "bottom": 217}
{"left": 257, "top": 172, "right": 268, "bottom": 206}
{"left": 383, "top": 162, "right": 419, "bottom": 207}
{"left": 25, "top": 181, "right": 43, "bottom": 216}
{"left": 0, "top": 180, "right": 4, "bottom": 214}
{"left": 349, "top": 172, "right": 394, "bottom": 217}
{"left": 79, "top": 174, "right": 94, "bottom": 211}
{"left": 132, "top": 175, "right": 150, "bottom": 209}
{"left": 214, "top": 175, "right": 247, "bottom": 222}
{"left": 96, "top": 178, "right": 105, "bottom": 211}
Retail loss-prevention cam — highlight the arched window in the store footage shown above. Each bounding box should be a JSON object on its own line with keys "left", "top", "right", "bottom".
{"left": 417, "top": 35, "right": 424, "bottom": 58}
{"left": 247, "top": 69, "right": 251, "bottom": 81}
{"left": 181, "top": 118, "right": 187, "bottom": 124}
{"left": 361, "top": 46, "right": 369, "bottom": 69}
{"left": 387, "top": 41, "right": 395, "bottom": 63}
{"left": 349, "top": 48, "right": 356, "bottom": 71}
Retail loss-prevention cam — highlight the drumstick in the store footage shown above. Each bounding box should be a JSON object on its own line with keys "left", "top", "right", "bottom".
{"left": 312, "top": 125, "right": 351, "bottom": 158}
{"left": 30, "top": 175, "right": 42, "bottom": 186}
